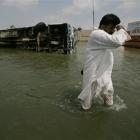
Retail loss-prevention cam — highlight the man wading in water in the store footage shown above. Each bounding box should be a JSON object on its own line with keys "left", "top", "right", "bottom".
{"left": 78, "top": 14, "right": 131, "bottom": 110}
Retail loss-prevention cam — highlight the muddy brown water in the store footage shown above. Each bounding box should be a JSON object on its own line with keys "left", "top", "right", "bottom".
{"left": 0, "top": 43, "right": 140, "bottom": 140}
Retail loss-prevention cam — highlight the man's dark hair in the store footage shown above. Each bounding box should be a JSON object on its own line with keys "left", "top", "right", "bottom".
{"left": 99, "top": 14, "right": 120, "bottom": 28}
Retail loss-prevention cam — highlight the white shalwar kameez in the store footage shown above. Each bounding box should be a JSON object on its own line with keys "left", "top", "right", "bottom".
{"left": 78, "top": 29, "right": 131, "bottom": 110}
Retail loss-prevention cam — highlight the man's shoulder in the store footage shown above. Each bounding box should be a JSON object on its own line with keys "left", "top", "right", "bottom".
{"left": 90, "top": 29, "right": 107, "bottom": 38}
{"left": 91, "top": 29, "right": 106, "bottom": 34}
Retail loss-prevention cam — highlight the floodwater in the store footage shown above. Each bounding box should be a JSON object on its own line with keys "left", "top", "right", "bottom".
{"left": 0, "top": 43, "right": 140, "bottom": 140}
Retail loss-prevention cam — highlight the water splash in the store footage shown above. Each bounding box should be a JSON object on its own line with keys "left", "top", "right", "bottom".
{"left": 107, "top": 94, "right": 127, "bottom": 111}
{"left": 50, "top": 83, "right": 127, "bottom": 117}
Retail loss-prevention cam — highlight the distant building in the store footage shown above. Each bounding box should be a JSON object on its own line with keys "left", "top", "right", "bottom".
{"left": 125, "top": 21, "right": 140, "bottom": 48}
{"left": 127, "top": 21, "right": 140, "bottom": 36}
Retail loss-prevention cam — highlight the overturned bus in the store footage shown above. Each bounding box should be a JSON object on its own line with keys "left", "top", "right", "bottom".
{"left": 0, "top": 26, "right": 36, "bottom": 47}
{"left": 48, "top": 23, "right": 77, "bottom": 54}
{"left": 0, "top": 22, "right": 78, "bottom": 54}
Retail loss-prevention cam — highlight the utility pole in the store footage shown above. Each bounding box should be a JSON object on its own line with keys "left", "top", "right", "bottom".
{"left": 91, "top": 0, "right": 94, "bottom": 29}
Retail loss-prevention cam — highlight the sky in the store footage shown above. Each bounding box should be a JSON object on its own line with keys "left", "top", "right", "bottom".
{"left": 0, "top": 0, "right": 139, "bottom": 29}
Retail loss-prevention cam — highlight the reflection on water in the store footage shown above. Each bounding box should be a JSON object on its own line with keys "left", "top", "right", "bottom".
{"left": 0, "top": 44, "right": 140, "bottom": 140}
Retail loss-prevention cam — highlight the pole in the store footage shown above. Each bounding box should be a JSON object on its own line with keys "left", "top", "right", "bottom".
{"left": 91, "top": 0, "right": 94, "bottom": 29}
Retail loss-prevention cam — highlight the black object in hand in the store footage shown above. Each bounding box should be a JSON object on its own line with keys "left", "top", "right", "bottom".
{"left": 81, "top": 69, "right": 83, "bottom": 75}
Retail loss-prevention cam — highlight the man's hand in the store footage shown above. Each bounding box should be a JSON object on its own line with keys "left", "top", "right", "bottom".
{"left": 116, "top": 25, "right": 125, "bottom": 31}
